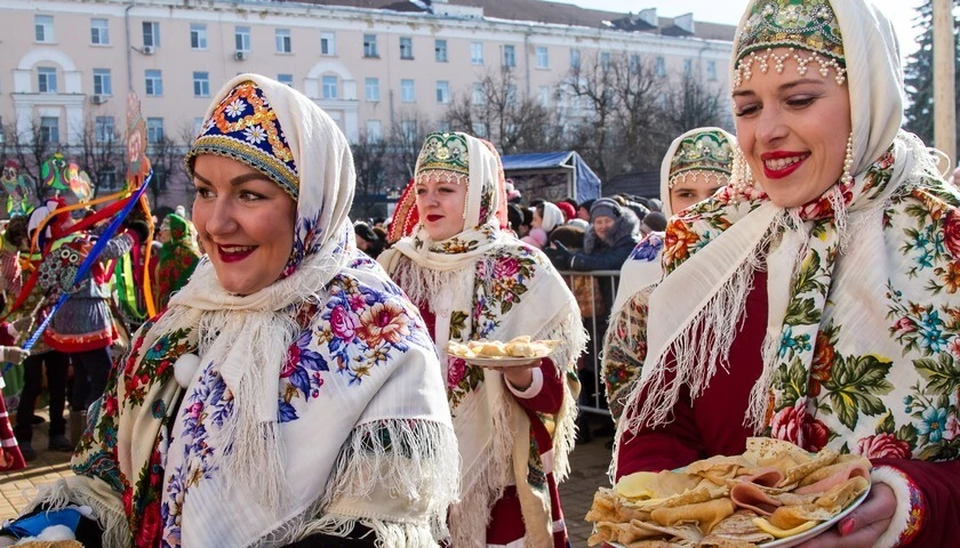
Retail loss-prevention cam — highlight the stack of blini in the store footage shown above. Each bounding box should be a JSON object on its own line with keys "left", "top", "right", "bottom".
{"left": 587, "top": 438, "right": 871, "bottom": 547}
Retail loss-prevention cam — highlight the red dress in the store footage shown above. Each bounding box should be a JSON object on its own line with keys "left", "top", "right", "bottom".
{"left": 616, "top": 271, "right": 960, "bottom": 546}
{"left": 419, "top": 305, "right": 569, "bottom": 547}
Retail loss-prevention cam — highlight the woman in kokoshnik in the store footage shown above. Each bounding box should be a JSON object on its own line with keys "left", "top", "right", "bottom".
{"left": 602, "top": 127, "right": 736, "bottom": 422}
{"left": 0, "top": 74, "right": 459, "bottom": 547}
{"left": 379, "top": 131, "right": 586, "bottom": 547}
{"left": 615, "top": 0, "right": 960, "bottom": 546}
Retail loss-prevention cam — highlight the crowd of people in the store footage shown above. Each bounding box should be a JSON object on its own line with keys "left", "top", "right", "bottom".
{"left": 0, "top": 0, "right": 958, "bottom": 546}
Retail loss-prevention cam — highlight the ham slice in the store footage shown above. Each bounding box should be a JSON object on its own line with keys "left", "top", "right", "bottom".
{"left": 738, "top": 467, "right": 784, "bottom": 488}
{"left": 795, "top": 459, "right": 870, "bottom": 495}
{"left": 730, "top": 482, "right": 783, "bottom": 516}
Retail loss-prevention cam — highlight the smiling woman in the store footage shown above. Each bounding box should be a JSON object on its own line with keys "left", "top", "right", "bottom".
{"left": 0, "top": 75, "right": 459, "bottom": 548}
{"left": 614, "top": 1, "right": 960, "bottom": 547}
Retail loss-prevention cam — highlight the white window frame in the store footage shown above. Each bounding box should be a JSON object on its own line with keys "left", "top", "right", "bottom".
{"left": 536, "top": 46, "right": 548, "bottom": 69}
{"left": 435, "top": 39, "right": 448, "bottom": 63}
{"left": 538, "top": 85, "right": 551, "bottom": 107}
{"left": 655, "top": 56, "right": 666, "bottom": 77}
{"left": 146, "top": 117, "right": 164, "bottom": 144}
{"left": 400, "top": 79, "right": 415, "bottom": 102}
{"left": 472, "top": 83, "right": 486, "bottom": 105}
{"left": 683, "top": 58, "right": 693, "bottom": 76}
{"left": 570, "top": 48, "right": 581, "bottom": 69}
{"left": 276, "top": 29, "right": 292, "bottom": 53}
{"left": 235, "top": 26, "right": 251, "bottom": 52}
{"left": 322, "top": 75, "right": 338, "bottom": 99}
{"left": 142, "top": 21, "right": 159, "bottom": 48}
{"left": 436, "top": 80, "right": 450, "bottom": 104}
{"left": 145, "top": 69, "right": 163, "bottom": 96}
{"left": 707, "top": 60, "right": 717, "bottom": 81}
{"left": 93, "top": 69, "right": 112, "bottom": 96}
{"left": 190, "top": 23, "right": 208, "bottom": 50}
{"left": 363, "top": 34, "right": 378, "bottom": 58}
{"left": 320, "top": 32, "right": 336, "bottom": 56}
{"left": 95, "top": 116, "right": 115, "bottom": 144}
{"left": 399, "top": 37, "right": 413, "bottom": 60}
{"left": 35, "top": 15, "right": 54, "bottom": 43}
{"left": 37, "top": 67, "right": 57, "bottom": 94}
{"left": 472, "top": 122, "right": 488, "bottom": 138}
{"left": 471, "top": 42, "right": 484, "bottom": 65}
{"left": 90, "top": 18, "right": 109, "bottom": 45}
{"left": 502, "top": 45, "right": 516, "bottom": 68}
{"left": 40, "top": 116, "right": 60, "bottom": 144}
{"left": 193, "top": 71, "right": 210, "bottom": 97}
{"left": 365, "top": 120, "right": 382, "bottom": 143}
{"left": 365, "top": 77, "right": 380, "bottom": 102}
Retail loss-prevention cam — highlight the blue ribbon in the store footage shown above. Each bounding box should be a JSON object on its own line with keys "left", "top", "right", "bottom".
{"left": 1, "top": 172, "right": 152, "bottom": 375}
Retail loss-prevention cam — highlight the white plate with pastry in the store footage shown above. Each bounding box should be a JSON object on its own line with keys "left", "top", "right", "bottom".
{"left": 447, "top": 336, "right": 560, "bottom": 367}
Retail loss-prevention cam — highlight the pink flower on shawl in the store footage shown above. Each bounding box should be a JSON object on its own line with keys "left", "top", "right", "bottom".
{"left": 857, "top": 433, "right": 912, "bottom": 459}
{"left": 447, "top": 357, "right": 467, "bottom": 388}
{"left": 357, "top": 301, "right": 410, "bottom": 347}
{"left": 494, "top": 256, "right": 520, "bottom": 278}
{"left": 770, "top": 399, "right": 830, "bottom": 452}
{"left": 943, "top": 209, "right": 960, "bottom": 258}
{"left": 330, "top": 305, "right": 359, "bottom": 340}
{"left": 893, "top": 317, "right": 917, "bottom": 336}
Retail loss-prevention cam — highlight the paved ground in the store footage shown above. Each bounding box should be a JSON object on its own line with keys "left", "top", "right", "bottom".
{"left": 1, "top": 413, "right": 614, "bottom": 547}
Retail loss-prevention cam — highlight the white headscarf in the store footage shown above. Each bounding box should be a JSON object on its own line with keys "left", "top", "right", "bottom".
{"left": 539, "top": 201, "right": 564, "bottom": 234}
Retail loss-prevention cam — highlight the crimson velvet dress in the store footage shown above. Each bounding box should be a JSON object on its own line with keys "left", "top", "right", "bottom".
{"left": 419, "top": 305, "right": 569, "bottom": 547}
{"left": 616, "top": 271, "right": 960, "bottom": 546}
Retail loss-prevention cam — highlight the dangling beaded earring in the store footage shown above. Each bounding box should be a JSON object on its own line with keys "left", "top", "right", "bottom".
{"left": 840, "top": 132, "right": 854, "bottom": 187}
{"left": 730, "top": 146, "right": 755, "bottom": 200}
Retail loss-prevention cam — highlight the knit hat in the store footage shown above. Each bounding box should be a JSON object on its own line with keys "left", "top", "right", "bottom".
{"left": 590, "top": 197, "right": 622, "bottom": 221}
{"left": 556, "top": 201, "right": 576, "bottom": 222}
{"left": 641, "top": 211, "right": 667, "bottom": 233}
{"left": 185, "top": 80, "right": 299, "bottom": 200}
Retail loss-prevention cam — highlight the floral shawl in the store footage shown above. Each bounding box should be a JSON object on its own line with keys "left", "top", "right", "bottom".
{"left": 379, "top": 132, "right": 585, "bottom": 547}
{"left": 623, "top": 0, "right": 960, "bottom": 464}
{"left": 155, "top": 214, "right": 200, "bottom": 309}
{"left": 26, "top": 74, "right": 458, "bottom": 548}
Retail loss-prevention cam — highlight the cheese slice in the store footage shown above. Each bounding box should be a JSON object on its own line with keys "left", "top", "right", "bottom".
{"left": 752, "top": 517, "right": 817, "bottom": 538}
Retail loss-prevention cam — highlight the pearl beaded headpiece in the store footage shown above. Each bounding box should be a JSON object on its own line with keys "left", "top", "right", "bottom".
{"left": 734, "top": 0, "right": 847, "bottom": 88}
{"left": 668, "top": 130, "right": 735, "bottom": 190}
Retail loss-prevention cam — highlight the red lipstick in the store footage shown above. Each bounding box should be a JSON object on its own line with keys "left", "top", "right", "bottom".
{"left": 760, "top": 151, "right": 809, "bottom": 180}
{"left": 217, "top": 245, "right": 256, "bottom": 263}
{"left": 426, "top": 214, "right": 443, "bottom": 222}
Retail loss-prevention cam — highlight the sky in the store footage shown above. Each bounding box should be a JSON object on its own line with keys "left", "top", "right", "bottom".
{"left": 569, "top": 0, "right": 929, "bottom": 60}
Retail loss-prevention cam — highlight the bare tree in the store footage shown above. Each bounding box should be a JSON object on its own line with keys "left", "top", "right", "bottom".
{"left": 2, "top": 119, "right": 61, "bottom": 197}
{"left": 565, "top": 52, "right": 630, "bottom": 180}
{"left": 663, "top": 74, "right": 729, "bottom": 136}
{"left": 444, "top": 67, "right": 561, "bottom": 154}
{"left": 350, "top": 130, "right": 389, "bottom": 219}
{"left": 385, "top": 108, "right": 432, "bottom": 186}
{"left": 146, "top": 135, "right": 185, "bottom": 207}
{"left": 76, "top": 116, "right": 124, "bottom": 197}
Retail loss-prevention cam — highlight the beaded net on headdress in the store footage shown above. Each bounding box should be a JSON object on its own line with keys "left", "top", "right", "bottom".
{"left": 185, "top": 80, "right": 299, "bottom": 199}
{"left": 669, "top": 130, "right": 735, "bottom": 189}
{"left": 415, "top": 132, "right": 470, "bottom": 187}
{"left": 734, "top": 0, "right": 847, "bottom": 88}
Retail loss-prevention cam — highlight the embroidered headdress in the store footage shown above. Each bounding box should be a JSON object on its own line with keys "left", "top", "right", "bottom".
{"left": 415, "top": 132, "right": 471, "bottom": 187}
{"left": 185, "top": 81, "right": 299, "bottom": 200}
{"left": 734, "top": 0, "right": 847, "bottom": 88}
{"left": 667, "top": 130, "right": 735, "bottom": 190}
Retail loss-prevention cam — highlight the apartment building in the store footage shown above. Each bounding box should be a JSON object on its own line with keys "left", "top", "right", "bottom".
{"left": 0, "top": 0, "right": 734, "bottom": 152}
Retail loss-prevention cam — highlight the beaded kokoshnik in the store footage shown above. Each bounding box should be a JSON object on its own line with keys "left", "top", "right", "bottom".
{"left": 668, "top": 130, "right": 735, "bottom": 190}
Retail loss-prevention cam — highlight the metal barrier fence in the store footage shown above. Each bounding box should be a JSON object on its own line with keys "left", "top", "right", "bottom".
{"left": 557, "top": 269, "right": 621, "bottom": 417}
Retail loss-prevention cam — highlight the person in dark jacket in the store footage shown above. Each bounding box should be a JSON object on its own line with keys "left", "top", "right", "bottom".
{"left": 546, "top": 197, "right": 640, "bottom": 272}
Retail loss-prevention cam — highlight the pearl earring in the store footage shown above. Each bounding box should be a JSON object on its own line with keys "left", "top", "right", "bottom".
{"left": 840, "top": 132, "right": 854, "bottom": 187}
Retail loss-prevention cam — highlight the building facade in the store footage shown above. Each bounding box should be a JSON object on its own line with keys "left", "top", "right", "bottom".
{"left": 0, "top": 0, "right": 734, "bottom": 204}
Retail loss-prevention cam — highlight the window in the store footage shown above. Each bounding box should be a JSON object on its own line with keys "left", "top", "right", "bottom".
{"left": 142, "top": 22, "right": 159, "bottom": 48}
{"left": 437, "top": 120, "right": 451, "bottom": 132}
{"left": 683, "top": 58, "right": 693, "bottom": 76}
{"left": 146, "top": 117, "right": 164, "bottom": 144}
{"left": 707, "top": 60, "right": 717, "bottom": 81}
{"left": 144, "top": 69, "right": 163, "bottom": 96}
{"left": 193, "top": 71, "right": 210, "bottom": 97}
{"left": 276, "top": 29, "right": 291, "bottom": 53}
{"left": 235, "top": 26, "right": 251, "bottom": 52}
{"left": 538, "top": 85, "right": 551, "bottom": 107}
{"left": 472, "top": 83, "right": 485, "bottom": 105}
{"left": 365, "top": 120, "right": 382, "bottom": 143}
{"left": 90, "top": 18, "right": 109, "bottom": 45}
{"left": 365, "top": 77, "right": 380, "bottom": 102}
{"left": 600, "top": 51, "right": 611, "bottom": 71}
{"left": 536, "top": 46, "right": 548, "bottom": 69}
{"left": 35, "top": 15, "right": 54, "bottom": 43}
{"left": 190, "top": 23, "right": 207, "bottom": 50}
{"left": 401, "top": 120, "right": 417, "bottom": 142}
{"left": 320, "top": 32, "right": 335, "bottom": 55}
{"left": 322, "top": 75, "right": 338, "bottom": 99}
{"left": 193, "top": 117, "right": 204, "bottom": 136}
{"left": 570, "top": 48, "right": 580, "bottom": 69}
{"left": 506, "top": 84, "right": 517, "bottom": 106}
{"left": 93, "top": 69, "right": 112, "bottom": 96}
{"left": 400, "top": 79, "right": 415, "bottom": 102}
{"left": 363, "top": 34, "right": 378, "bottom": 58}
{"left": 95, "top": 116, "right": 115, "bottom": 144}
{"left": 436, "top": 81, "right": 450, "bottom": 104}
{"left": 502, "top": 44, "right": 516, "bottom": 68}
{"left": 37, "top": 67, "right": 57, "bottom": 93}
{"left": 39, "top": 117, "right": 59, "bottom": 144}
{"left": 399, "top": 37, "right": 413, "bottom": 60}
{"left": 630, "top": 54, "right": 641, "bottom": 74}
{"left": 99, "top": 166, "right": 118, "bottom": 190}
{"left": 277, "top": 74, "right": 294, "bottom": 87}
{"left": 435, "top": 39, "right": 448, "bottom": 62}
{"left": 655, "top": 56, "right": 666, "bottom": 77}
{"left": 471, "top": 42, "right": 484, "bottom": 65}
{"left": 471, "top": 122, "right": 488, "bottom": 138}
